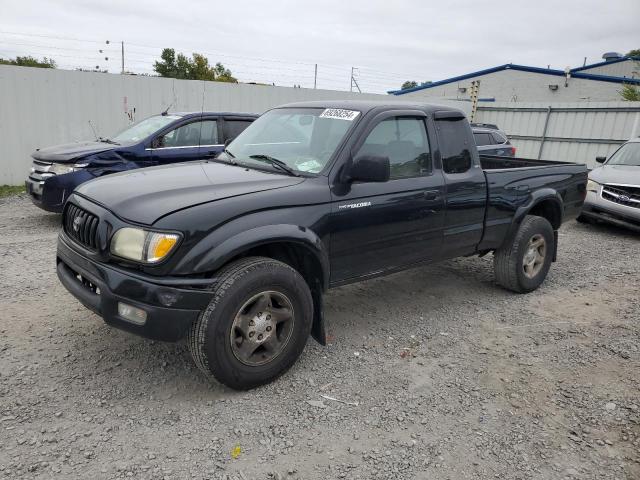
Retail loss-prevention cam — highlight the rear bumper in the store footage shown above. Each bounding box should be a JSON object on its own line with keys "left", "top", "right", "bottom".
{"left": 56, "top": 233, "right": 213, "bottom": 341}
{"left": 582, "top": 190, "right": 640, "bottom": 232}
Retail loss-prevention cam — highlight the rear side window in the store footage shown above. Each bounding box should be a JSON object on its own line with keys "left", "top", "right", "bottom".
{"left": 473, "top": 132, "right": 493, "bottom": 146}
{"left": 437, "top": 118, "right": 474, "bottom": 174}
{"left": 492, "top": 132, "right": 506, "bottom": 144}
{"left": 198, "top": 120, "right": 219, "bottom": 145}
{"left": 356, "top": 117, "right": 431, "bottom": 179}
{"left": 224, "top": 120, "right": 253, "bottom": 141}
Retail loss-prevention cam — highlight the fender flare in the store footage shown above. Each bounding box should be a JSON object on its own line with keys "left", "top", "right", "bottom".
{"left": 192, "top": 224, "right": 330, "bottom": 291}
{"left": 505, "top": 188, "right": 563, "bottom": 242}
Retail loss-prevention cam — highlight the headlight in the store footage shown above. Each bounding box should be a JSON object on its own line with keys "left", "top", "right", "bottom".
{"left": 49, "top": 163, "right": 88, "bottom": 175}
{"left": 110, "top": 228, "right": 181, "bottom": 263}
{"left": 586, "top": 179, "right": 600, "bottom": 193}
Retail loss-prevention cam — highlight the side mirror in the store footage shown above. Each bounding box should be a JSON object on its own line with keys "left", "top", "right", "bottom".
{"left": 348, "top": 155, "right": 390, "bottom": 183}
{"left": 595, "top": 156, "right": 606, "bottom": 164}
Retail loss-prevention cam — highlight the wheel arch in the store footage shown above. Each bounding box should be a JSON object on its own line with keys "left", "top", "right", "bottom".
{"left": 510, "top": 189, "right": 563, "bottom": 234}
{"left": 192, "top": 224, "right": 330, "bottom": 345}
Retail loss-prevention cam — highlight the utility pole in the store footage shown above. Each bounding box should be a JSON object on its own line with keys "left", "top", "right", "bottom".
{"left": 350, "top": 67, "right": 361, "bottom": 93}
{"left": 469, "top": 80, "right": 480, "bottom": 122}
{"left": 314, "top": 64, "right": 317, "bottom": 89}
{"left": 121, "top": 41, "right": 125, "bottom": 74}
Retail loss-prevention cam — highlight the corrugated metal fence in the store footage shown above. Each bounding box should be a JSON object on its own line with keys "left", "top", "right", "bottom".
{"left": 0, "top": 65, "right": 470, "bottom": 185}
{"left": 476, "top": 102, "right": 640, "bottom": 168}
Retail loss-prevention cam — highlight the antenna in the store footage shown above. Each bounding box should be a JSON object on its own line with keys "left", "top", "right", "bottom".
{"left": 88, "top": 120, "right": 99, "bottom": 139}
{"left": 161, "top": 103, "right": 173, "bottom": 116}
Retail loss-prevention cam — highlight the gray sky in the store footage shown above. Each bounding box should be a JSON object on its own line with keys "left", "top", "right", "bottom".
{"left": 2, "top": 0, "right": 638, "bottom": 93}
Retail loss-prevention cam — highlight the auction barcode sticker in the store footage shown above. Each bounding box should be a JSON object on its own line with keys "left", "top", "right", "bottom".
{"left": 319, "top": 108, "right": 360, "bottom": 121}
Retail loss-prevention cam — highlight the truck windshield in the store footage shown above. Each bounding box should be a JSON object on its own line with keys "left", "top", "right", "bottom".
{"left": 607, "top": 142, "right": 640, "bottom": 166}
{"left": 111, "top": 115, "right": 182, "bottom": 144}
{"left": 222, "top": 107, "right": 359, "bottom": 174}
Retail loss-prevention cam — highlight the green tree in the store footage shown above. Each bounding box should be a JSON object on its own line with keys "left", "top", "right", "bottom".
{"left": 627, "top": 48, "right": 640, "bottom": 58}
{"left": 619, "top": 84, "right": 640, "bottom": 101}
{"left": 154, "top": 48, "right": 237, "bottom": 82}
{"left": 401, "top": 80, "right": 418, "bottom": 90}
{"left": 0, "top": 55, "right": 56, "bottom": 68}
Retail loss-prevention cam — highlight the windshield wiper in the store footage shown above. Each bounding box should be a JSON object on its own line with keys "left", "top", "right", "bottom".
{"left": 98, "top": 137, "right": 119, "bottom": 145}
{"left": 249, "top": 154, "right": 299, "bottom": 177}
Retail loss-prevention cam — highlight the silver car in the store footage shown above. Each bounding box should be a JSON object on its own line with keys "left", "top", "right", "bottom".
{"left": 579, "top": 139, "right": 640, "bottom": 232}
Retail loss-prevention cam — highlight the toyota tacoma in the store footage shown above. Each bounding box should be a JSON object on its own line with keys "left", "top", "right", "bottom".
{"left": 56, "top": 101, "right": 588, "bottom": 390}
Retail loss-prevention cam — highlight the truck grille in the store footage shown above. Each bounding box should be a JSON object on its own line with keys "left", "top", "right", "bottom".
{"left": 602, "top": 184, "right": 640, "bottom": 210}
{"left": 64, "top": 204, "right": 100, "bottom": 249}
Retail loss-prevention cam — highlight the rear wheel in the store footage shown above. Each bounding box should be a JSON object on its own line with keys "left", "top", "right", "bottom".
{"left": 494, "top": 215, "right": 555, "bottom": 293}
{"left": 188, "top": 257, "right": 313, "bottom": 390}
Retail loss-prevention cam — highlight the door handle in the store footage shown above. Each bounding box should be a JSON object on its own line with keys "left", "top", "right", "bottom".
{"left": 423, "top": 190, "right": 440, "bottom": 200}
{"left": 203, "top": 150, "right": 218, "bottom": 158}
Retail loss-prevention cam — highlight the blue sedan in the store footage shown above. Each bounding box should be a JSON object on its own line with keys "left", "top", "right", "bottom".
{"left": 26, "top": 111, "right": 257, "bottom": 212}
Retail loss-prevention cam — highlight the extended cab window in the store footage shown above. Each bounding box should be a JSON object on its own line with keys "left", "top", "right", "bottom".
{"left": 356, "top": 117, "right": 431, "bottom": 179}
{"left": 437, "top": 118, "right": 474, "bottom": 174}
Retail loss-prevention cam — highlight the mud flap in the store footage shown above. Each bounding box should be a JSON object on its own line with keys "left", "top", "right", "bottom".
{"left": 310, "top": 283, "right": 327, "bottom": 346}
{"left": 552, "top": 230, "right": 558, "bottom": 262}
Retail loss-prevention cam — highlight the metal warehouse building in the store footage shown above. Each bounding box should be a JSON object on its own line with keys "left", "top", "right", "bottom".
{"left": 390, "top": 54, "right": 640, "bottom": 103}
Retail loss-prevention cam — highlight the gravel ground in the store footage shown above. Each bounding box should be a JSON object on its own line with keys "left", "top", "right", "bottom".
{"left": 0, "top": 194, "right": 639, "bottom": 480}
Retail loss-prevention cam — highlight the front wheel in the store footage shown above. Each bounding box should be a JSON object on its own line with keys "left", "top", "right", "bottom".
{"left": 494, "top": 215, "right": 555, "bottom": 293}
{"left": 188, "top": 257, "right": 313, "bottom": 390}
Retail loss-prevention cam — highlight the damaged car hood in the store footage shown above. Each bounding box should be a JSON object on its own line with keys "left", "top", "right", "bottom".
{"left": 74, "top": 161, "right": 305, "bottom": 225}
{"left": 32, "top": 141, "right": 117, "bottom": 162}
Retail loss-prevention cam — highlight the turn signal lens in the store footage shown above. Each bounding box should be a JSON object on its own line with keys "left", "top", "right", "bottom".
{"left": 147, "top": 233, "right": 179, "bottom": 263}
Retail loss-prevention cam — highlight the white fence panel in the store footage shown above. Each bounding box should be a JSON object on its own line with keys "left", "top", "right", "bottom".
{"left": 0, "top": 65, "right": 470, "bottom": 185}
{"left": 476, "top": 102, "right": 640, "bottom": 168}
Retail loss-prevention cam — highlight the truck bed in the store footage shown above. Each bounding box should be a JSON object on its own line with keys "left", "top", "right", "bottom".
{"left": 479, "top": 155, "right": 575, "bottom": 170}
{"left": 478, "top": 156, "right": 588, "bottom": 252}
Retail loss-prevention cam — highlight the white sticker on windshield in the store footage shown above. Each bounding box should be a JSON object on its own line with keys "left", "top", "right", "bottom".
{"left": 319, "top": 109, "right": 360, "bottom": 121}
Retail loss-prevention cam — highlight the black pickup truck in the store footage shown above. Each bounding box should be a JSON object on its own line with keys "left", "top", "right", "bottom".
{"left": 56, "top": 101, "right": 588, "bottom": 390}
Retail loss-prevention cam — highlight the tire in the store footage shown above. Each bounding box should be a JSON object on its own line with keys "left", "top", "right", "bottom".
{"left": 494, "top": 215, "right": 555, "bottom": 293}
{"left": 188, "top": 257, "right": 313, "bottom": 390}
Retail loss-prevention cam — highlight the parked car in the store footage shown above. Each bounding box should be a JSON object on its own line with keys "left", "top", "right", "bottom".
{"left": 56, "top": 100, "right": 587, "bottom": 390}
{"left": 577, "top": 139, "right": 640, "bottom": 232}
{"left": 471, "top": 122, "right": 515, "bottom": 157}
{"left": 26, "top": 111, "right": 258, "bottom": 212}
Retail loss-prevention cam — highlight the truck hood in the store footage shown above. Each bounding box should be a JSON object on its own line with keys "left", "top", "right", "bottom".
{"left": 74, "top": 161, "right": 305, "bottom": 225}
{"left": 589, "top": 164, "right": 640, "bottom": 186}
{"left": 32, "top": 141, "right": 116, "bottom": 162}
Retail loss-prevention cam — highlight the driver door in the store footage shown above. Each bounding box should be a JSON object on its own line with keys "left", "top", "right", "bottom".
{"left": 329, "top": 113, "right": 446, "bottom": 283}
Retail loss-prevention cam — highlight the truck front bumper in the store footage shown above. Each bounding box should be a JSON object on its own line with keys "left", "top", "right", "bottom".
{"left": 581, "top": 190, "right": 640, "bottom": 233}
{"left": 56, "top": 234, "right": 213, "bottom": 341}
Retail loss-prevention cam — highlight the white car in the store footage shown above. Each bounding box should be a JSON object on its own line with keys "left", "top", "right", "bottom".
{"left": 578, "top": 139, "right": 640, "bottom": 232}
